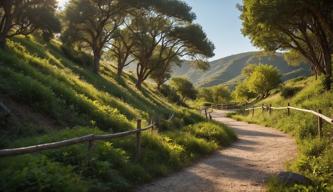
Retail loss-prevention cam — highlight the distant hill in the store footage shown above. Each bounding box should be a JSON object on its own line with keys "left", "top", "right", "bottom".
{"left": 172, "top": 52, "right": 311, "bottom": 88}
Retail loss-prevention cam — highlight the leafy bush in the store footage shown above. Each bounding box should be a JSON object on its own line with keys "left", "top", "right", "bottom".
{"left": 160, "top": 84, "right": 184, "bottom": 105}
{"left": 0, "top": 155, "right": 89, "bottom": 192}
{"left": 170, "top": 77, "right": 197, "bottom": 101}
{"left": 280, "top": 86, "right": 302, "bottom": 98}
{"left": 185, "top": 122, "right": 237, "bottom": 145}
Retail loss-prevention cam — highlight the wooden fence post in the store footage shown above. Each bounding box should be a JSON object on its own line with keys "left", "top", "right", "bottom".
{"left": 287, "top": 103, "right": 290, "bottom": 116}
{"left": 252, "top": 107, "right": 255, "bottom": 117}
{"left": 318, "top": 109, "right": 323, "bottom": 139}
{"left": 269, "top": 104, "right": 272, "bottom": 115}
{"left": 262, "top": 104, "right": 264, "bottom": 113}
{"left": 204, "top": 108, "right": 208, "bottom": 120}
{"left": 136, "top": 119, "right": 142, "bottom": 161}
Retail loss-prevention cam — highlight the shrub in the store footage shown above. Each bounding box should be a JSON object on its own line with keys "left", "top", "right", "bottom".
{"left": 160, "top": 84, "right": 184, "bottom": 105}
{"left": 185, "top": 122, "right": 237, "bottom": 146}
{"left": 0, "top": 155, "right": 89, "bottom": 192}
{"left": 280, "top": 86, "right": 302, "bottom": 98}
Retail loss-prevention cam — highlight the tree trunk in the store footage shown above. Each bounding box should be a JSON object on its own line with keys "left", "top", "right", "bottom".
{"left": 93, "top": 51, "right": 101, "bottom": 74}
{"left": 157, "top": 82, "right": 162, "bottom": 91}
{"left": 136, "top": 77, "right": 143, "bottom": 89}
{"left": 324, "top": 58, "right": 332, "bottom": 90}
{"left": 0, "top": 35, "right": 6, "bottom": 49}
{"left": 117, "top": 65, "right": 123, "bottom": 76}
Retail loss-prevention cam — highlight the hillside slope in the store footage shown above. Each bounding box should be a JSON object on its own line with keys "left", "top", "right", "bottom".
{"left": 0, "top": 36, "right": 236, "bottom": 192}
{"left": 173, "top": 52, "right": 311, "bottom": 87}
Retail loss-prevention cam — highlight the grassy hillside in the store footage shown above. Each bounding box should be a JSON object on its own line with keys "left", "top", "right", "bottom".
{"left": 0, "top": 36, "right": 236, "bottom": 192}
{"left": 232, "top": 76, "right": 333, "bottom": 191}
{"left": 173, "top": 52, "right": 311, "bottom": 88}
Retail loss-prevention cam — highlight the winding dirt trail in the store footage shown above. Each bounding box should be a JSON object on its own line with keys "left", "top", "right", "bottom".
{"left": 136, "top": 110, "right": 297, "bottom": 192}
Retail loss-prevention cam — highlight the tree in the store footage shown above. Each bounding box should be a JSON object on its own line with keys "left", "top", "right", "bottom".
{"left": 198, "top": 85, "right": 231, "bottom": 104}
{"left": 232, "top": 81, "right": 255, "bottom": 103}
{"left": 284, "top": 50, "right": 318, "bottom": 79}
{"left": 107, "top": 29, "right": 135, "bottom": 76}
{"left": 211, "top": 85, "right": 231, "bottom": 104}
{"left": 246, "top": 65, "right": 281, "bottom": 98}
{"left": 0, "top": 0, "right": 60, "bottom": 48}
{"left": 62, "top": 0, "right": 129, "bottom": 73}
{"left": 241, "top": 64, "right": 257, "bottom": 77}
{"left": 240, "top": 0, "right": 333, "bottom": 90}
{"left": 170, "top": 77, "right": 197, "bottom": 101}
{"left": 124, "top": 0, "right": 214, "bottom": 89}
{"left": 150, "top": 50, "right": 181, "bottom": 90}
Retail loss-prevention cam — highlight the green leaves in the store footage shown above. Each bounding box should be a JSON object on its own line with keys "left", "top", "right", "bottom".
{"left": 170, "top": 77, "right": 197, "bottom": 101}
{"left": 247, "top": 64, "right": 281, "bottom": 97}
{"left": 232, "top": 64, "right": 281, "bottom": 101}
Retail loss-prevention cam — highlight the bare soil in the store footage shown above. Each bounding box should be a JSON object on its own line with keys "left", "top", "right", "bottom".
{"left": 136, "top": 110, "right": 297, "bottom": 192}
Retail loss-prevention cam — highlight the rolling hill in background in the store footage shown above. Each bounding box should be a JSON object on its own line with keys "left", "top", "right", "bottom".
{"left": 173, "top": 52, "right": 312, "bottom": 88}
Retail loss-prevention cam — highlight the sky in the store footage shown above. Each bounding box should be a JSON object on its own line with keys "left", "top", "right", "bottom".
{"left": 56, "top": 0, "right": 259, "bottom": 61}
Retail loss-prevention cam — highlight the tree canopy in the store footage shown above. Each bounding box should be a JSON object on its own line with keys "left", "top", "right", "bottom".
{"left": 170, "top": 77, "right": 197, "bottom": 101}
{"left": 198, "top": 85, "right": 231, "bottom": 104}
{"left": 0, "top": 0, "right": 60, "bottom": 48}
{"left": 246, "top": 65, "right": 281, "bottom": 98}
{"left": 61, "top": 0, "right": 214, "bottom": 90}
{"left": 240, "top": 0, "right": 333, "bottom": 90}
{"left": 62, "top": 0, "right": 129, "bottom": 73}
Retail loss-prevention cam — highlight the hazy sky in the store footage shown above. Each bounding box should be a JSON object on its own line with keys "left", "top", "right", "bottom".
{"left": 57, "top": 0, "right": 259, "bottom": 60}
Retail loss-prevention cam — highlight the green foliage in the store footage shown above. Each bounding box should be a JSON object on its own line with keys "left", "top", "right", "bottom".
{"left": 284, "top": 50, "right": 309, "bottom": 67}
{"left": 0, "top": 36, "right": 235, "bottom": 191}
{"left": 0, "top": 0, "right": 60, "bottom": 47}
{"left": 232, "top": 64, "right": 280, "bottom": 102}
{"left": 159, "top": 84, "right": 184, "bottom": 105}
{"left": 170, "top": 77, "right": 197, "bottom": 101}
{"left": 247, "top": 64, "right": 281, "bottom": 97}
{"left": 198, "top": 85, "right": 231, "bottom": 104}
{"left": 240, "top": 0, "right": 333, "bottom": 90}
{"left": 0, "top": 122, "right": 236, "bottom": 191}
{"left": 280, "top": 86, "right": 302, "bottom": 98}
{"left": 0, "top": 155, "right": 89, "bottom": 192}
{"left": 184, "top": 122, "right": 237, "bottom": 146}
{"left": 232, "top": 80, "right": 255, "bottom": 103}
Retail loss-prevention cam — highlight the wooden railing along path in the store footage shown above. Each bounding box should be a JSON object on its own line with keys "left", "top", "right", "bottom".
{"left": 0, "top": 119, "right": 156, "bottom": 160}
{"left": 243, "top": 103, "right": 332, "bottom": 139}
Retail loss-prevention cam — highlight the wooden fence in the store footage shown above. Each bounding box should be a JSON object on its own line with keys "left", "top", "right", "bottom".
{"left": 244, "top": 103, "right": 333, "bottom": 139}
{"left": 0, "top": 119, "right": 155, "bottom": 160}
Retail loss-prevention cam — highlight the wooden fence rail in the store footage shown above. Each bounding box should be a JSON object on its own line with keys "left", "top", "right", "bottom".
{"left": 244, "top": 103, "right": 333, "bottom": 139}
{"left": 0, "top": 119, "right": 155, "bottom": 159}
{"left": 245, "top": 104, "right": 333, "bottom": 124}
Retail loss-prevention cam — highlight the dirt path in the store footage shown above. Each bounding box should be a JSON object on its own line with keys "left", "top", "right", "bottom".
{"left": 136, "top": 110, "right": 297, "bottom": 192}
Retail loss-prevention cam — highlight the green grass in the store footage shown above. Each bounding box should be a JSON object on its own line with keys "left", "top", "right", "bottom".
{"left": 0, "top": 36, "right": 236, "bottom": 191}
{"left": 0, "top": 122, "right": 235, "bottom": 191}
{"left": 232, "top": 76, "right": 333, "bottom": 191}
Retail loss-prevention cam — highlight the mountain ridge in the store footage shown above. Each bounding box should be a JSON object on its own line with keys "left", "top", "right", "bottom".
{"left": 173, "top": 51, "right": 311, "bottom": 87}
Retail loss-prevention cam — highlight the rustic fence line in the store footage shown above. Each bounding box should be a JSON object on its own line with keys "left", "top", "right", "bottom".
{"left": 0, "top": 119, "right": 155, "bottom": 160}
{"left": 244, "top": 103, "right": 333, "bottom": 139}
